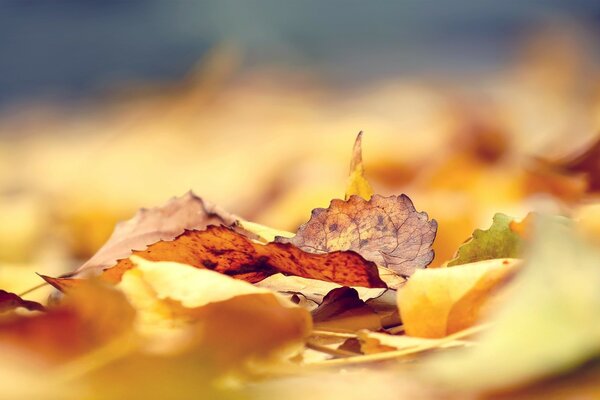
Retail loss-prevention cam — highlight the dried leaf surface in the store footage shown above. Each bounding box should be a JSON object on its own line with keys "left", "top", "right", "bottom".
{"left": 73, "top": 191, "right": 240, "bottom": 277}
{"left": 358, "top": 331, "right": 469, "bottom": 354}
{"left": 0, "top": 290, "right": 44, "bottom": 313}
{"left": 448, "top": 213, "right": 523, "bottom": 266}
{"left": 278, "top": 195, "right": 437, "bottom": 277}
{"left": 101, "top": 226, "right": 386, "bottom": 288}
{"left": 398, "top": 258, "right": 519, "bottom": 338}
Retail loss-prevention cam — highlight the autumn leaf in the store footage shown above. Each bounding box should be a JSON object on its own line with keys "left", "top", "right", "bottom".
{"left": 117, "top": 257, "right": 312, "bottom": 369}
{"left": 311, "top": 287, "right": 383, "bottom": 333}
{"left": 424, "top": 217, "right": 600, "bottom": 392}
{"left": 72, "top": 191, "right": 241, "bottom": 278}
{"left": 447, "top": 213, "right": 523, "bottom": 266}
{"left": 277, "top": 194, "right": 437, "bottom": 277}
{"left": 98, "top": 225, "right": 386, "bottom": 288}
{"left": 358, "top": 331, "right": 469, "bottom": 354}
{"left": 0, "top": 281, "right": 135, "bottom": 363}
{"left": 0, "top": 290, "right": 44, "bottom": 313}
{"left": 398, "top": 258, "right": 519, "bottom": 338}
{"left": 345, "top": 131, "right": 374, "bottom": 200}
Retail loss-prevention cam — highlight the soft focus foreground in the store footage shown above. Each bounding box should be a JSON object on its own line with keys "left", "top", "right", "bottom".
{"left": 0, "top": 32, "right": 600, "bottom": 399}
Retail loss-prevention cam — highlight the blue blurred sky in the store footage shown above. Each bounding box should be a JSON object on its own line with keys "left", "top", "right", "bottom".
{"left": 1, "top": 0, "right": 599, "bottom": 105}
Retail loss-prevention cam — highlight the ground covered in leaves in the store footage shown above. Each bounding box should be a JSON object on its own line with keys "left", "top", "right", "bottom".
{"left": 1, "top": 128, "right": 599, "bottom": 399}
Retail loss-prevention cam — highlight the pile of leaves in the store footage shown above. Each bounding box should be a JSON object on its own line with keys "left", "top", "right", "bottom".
{"left": 1, "top": 133, "right": 600, "bottom": 399}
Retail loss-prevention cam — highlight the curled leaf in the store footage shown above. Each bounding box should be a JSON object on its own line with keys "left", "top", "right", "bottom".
{"left": 398, "top": 258, "right": 519, "bottom": 338}
{"left": 102, "top": 226, "right": 386, "bottom": 288}
{"left": 311, "top": 287, "right": 383, "bottom": 333}
{"left": 0, "top": 282, "right": 135, "bottom": 363}
{"left": 448, "top": 213, "right": 523, "bottom": 266}
{"left": 345, "top": 131, "right": 374, "bottom": 200}
{"left": 117, "top": 257, "right": 312, "bottom": 368}
{"left": 278, "top": 194, "right": 437, "bottom": 277}
{"left": 0, "top": 290, "right": 44, "bottom": 313}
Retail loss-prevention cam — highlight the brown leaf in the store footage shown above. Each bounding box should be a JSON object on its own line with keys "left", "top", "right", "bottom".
{"left": 90, "top": 226, "right": 385, "bottom": 288}
{"left": 311, "top": 287, "right": 383, "bottom": 332}
{"left": 277, "top": 194, "right": 437, "bottom": 277}
{"left": 72, "top": 191, "right": 241, "bottom": 278}
{"left": 0, "top": 290, "right": 44, "bottom": 313}
{"left": 550, "top": 135, "right": 600, "bottom": 192}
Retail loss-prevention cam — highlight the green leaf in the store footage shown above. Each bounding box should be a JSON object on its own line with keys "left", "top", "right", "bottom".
{"left": 447, "top": 213, "right": 522, "bottom": 266}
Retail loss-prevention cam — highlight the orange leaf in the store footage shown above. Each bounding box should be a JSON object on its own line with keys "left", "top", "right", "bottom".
{"left": 97, "top": 226, "right": 386, "bottom": 288}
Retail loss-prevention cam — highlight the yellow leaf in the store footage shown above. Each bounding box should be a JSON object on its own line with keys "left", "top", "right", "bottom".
{"left": 345, "top": 132, "right": 374, "bottom": 200}
{"left": 117, "top": 256, "right": 312, "bottom": 369}
{"left": 398, "top": 258, "right": 519, "bottom": 338}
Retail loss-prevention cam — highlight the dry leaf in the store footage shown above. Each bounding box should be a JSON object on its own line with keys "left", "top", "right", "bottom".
{"left": 311, "top": 287, "right": 383, "bottom": 333}
{"left": 345, "top": 131, "right": 374, "bottom": 200}
{"left": 98, "top": 225, "right": 386, "bottom": 288}
{"left": 118, "top": 257, "right": 311, "bottom": 368}
{"left": 424, "top": 217, "right": 600, "bottom": 392}
{"left": 448, "top": 213, "right": 523, "bottom": 266}
{"left": 73, "top": 191, "right": 240, "bottom": 278}
{"left": 278, "top": 194, "right": 437, "bottom": 277}
{"left": 0, "top": 290, "right": 44, "bottom": 313}
{"left": 358, "top": 331, "right": 469, "bottom": 354}
{"left": 398, "top": 258, "right": 519, "bottom": 338}
{"left": 0, "top": 282, "right": 135, "bottom": 363}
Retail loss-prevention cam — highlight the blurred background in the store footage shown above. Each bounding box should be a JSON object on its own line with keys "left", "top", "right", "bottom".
{"left": 1, "top": 1, "right": 600, "bottom": 297}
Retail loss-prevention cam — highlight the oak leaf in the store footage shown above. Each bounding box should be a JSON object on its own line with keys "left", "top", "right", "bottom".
{"left": 398, "top": 258, "right": 519, "bottom": 338}
{"left": 448, "top": 213, "right": 523, "bottom": 266}
{"left": 277, "top": 194, "right": 437, "bottom": 277}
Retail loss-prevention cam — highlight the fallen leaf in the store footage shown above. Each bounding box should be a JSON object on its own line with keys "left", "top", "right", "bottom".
{"left": 237, "top": 219, "right": 294, "bottom": 243}
{"left": 0, "top": 281, "right": 135, "bottom": 363}
{"left": 311, "top": 287, "right": 383, "bottom": 333}
{"left": 117, "top": 257, "right": 312, "bottom": 369}
{"left": 358, "top": 331, "right": 469, "bottom": 354}
{"left": 0, "top": 290, "right": 44, "bottom": 313}
{"left": 541, "top": 135, "right": 600, "bottom": 192}
{"left": 398, "top": 258, "right": 519, "bottom": 338}
{"left": 424, "top": 217, "right": 600, "bottom": 391}
{"left": 278, "top": 194, "right": 437, "bottom": 277}
{"left": 345, "top": 131, "right": 374, "bottom": 200}
{"left": 255, "top": 273, "right": 386, "bottom": 305}
{"left": 99, "top": 225, "right": 386, "bottom": 288}
{"left": 448, "top": 213, "right": 523, "bottom": 266}
{"left": 73, "top": 191, "right": 241, "bottom": 278}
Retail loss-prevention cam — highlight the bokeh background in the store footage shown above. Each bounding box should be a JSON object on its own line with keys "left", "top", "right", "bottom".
{"left": 1, "top": 1, "right": 600, "bottom": 298}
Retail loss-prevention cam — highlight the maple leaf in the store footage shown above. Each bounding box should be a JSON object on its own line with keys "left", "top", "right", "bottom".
{"left": 448, "top": 213, "right": 523, "bottom": 266}
{"left": 79, "top": 226, "right": 386, "bottom": 288}
{"left": 0, "top": 290, "right": 44, "bottom": 313}
{"left": 277, "top": 194, "right": 437, "bottom": 277}
{"left": 72, "top": 191, "right": 241, "bottom": 278}
{"left": 345, "top": 131, "right": 374, "bottom": 200}
{"left": 398, "top": 258, "right": 519, "bottom": 338}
